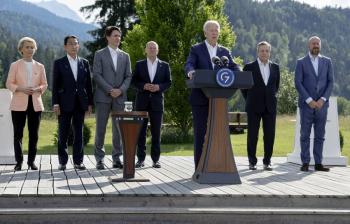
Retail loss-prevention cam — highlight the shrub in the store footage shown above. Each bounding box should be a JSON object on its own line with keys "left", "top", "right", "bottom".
{"left": 340, "top": 130, "right": 344, "bottom": 151}
{"left": 337, "top": 97, "right": 350, "bottom": 116}
{"left": 159, "top": 127, "right": 194, "bottom": 144}
{"left": 52, "top": 122, "right": 91, "bottom": 146}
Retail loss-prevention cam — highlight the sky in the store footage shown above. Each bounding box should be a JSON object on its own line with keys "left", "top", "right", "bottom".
{"left": 25, "top": 0, "right": 350, "bottom": 23}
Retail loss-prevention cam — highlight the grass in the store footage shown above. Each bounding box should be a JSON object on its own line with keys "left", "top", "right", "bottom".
{"left": 20, "top": 115, "right": 350, "bottom": 163}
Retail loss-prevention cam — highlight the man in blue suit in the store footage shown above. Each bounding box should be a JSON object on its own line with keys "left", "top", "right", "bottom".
{"left": 295, "top": 36, "right": 334, "bottom": 172}
{"left": 184, "top": 20, "right": 240, "bottom": 169}
{"left": 52, "top": 35, "right": 93, "bottom": 171}
{"left": 131, "top": 41, "right": 172, "bottom": 168}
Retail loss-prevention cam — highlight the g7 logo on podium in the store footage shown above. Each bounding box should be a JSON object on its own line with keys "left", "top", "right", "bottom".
{"left": 216, "top": 68, "right": 235, "bottom": 87}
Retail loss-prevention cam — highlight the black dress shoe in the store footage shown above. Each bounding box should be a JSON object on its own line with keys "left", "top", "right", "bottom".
{"left": 113, "top": 160, "right": 123, "bottom": 169}
{"left": 96, "top": 162, "right": 105, "bottom": 170}
{"left": 263, "top": 164, "right": 273, "bottom": 171}
{"left": 315, "top": 164, "right": 330, "bottom": 172}
{"left": 58, "top": 164, "right": 66, "bottom": 171}
{"left": 249, "top": 163, "right": 257, "bottom": 170}
{"left": 300, "top": 163, "right": 309, "bottom": 172}
{"left": 74, "top": 163, "right": 86, "bottom": 170}
{"left": 152, "top": 161, "right": 161, "bottom": 168}
{"left": 14, "top": 163, "right": 22, "bottom": 171}
{"left": 28, "top": 163, "right": 38, "bottom": 170}
{"left": 135, "top": 160, "right": 145, "bottom": 168}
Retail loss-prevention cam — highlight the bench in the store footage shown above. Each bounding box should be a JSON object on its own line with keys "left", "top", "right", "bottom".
{"left": 228, "top": 112, "right": 248, "bottom": 134}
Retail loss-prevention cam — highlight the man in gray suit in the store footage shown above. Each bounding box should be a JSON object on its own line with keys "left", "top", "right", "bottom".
{"left": 295, "top": 36, "right": 334, "bottom": 172}
{"left": 93, "top": 26, "right": 132, "bottom": 170}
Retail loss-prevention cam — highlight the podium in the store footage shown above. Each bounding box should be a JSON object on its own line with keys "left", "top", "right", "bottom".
{"left": 187, "top": 69, "right": 253, "bottom": 184}
{"left": 0, "top": 89, "right": 16, "bottom": 164}
{"left": 110, "top": 111, "right": 149, "bottom": 182}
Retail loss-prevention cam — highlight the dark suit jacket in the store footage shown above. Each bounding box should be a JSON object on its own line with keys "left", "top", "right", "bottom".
{"left": 184, "top": 41, "right": 240, "bottom": 106}
{"left": 242, "top": 60, "right": 280, "bottom": 113}
{"left": 52, "top": 56, "right": 93, "bottom": 112}
{"left": 131, "top": 59, "right": 172, "bottom": 112}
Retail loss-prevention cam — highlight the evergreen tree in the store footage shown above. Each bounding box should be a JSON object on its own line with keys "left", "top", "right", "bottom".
{"left": 123, "top": 0, "right": 237, "bottom": 138}
{"left": 80, "top": 0, "right": 137, "bottom": 62}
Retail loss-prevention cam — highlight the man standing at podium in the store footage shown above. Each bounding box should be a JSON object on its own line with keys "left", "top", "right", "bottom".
{"left": 295, "top": 36, "right": 333, "bottom": 172}
{"left": 185, "top": 20, "right": 240, "bottom": 169}
{"left": 241, "top": 41, "right": 280, "bottom": 171}
{"left": 132, "top": 41, "right": 172, "bottom": 169}
{"left": 93, "top": 26, "right": 132, "bottom": 170}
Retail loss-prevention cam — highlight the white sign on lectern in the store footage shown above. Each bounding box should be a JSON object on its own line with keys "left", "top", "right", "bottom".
{"left": 287, "top": 97, "right": 347, "bottom": 166}
{"left": 0, "top": 89, "right": 16, "bottom": 164}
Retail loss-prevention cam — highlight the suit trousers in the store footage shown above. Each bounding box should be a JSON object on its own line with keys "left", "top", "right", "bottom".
{"left": 11, "top": 96, "right": 41, "bottom": 165}
{"left": 137, "top": 109, "right": 163, "bottom": 163}
{"left": 300, "top": 106, "right": 328, "bottom": 164}
{"left": 247, "top": 108, "right": 276, "bottom": 166}
{"left": 57, "top": 97, "right": 85, "bottom": 165}
{"left": 192, "top": 105, "right": 208, "bottom": 169}
{"left": 94, "top": 102, "right": 123, "bottom": 163}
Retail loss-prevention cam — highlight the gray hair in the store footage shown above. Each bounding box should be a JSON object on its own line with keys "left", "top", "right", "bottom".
{"left": 203, "top": 20, "right": 220, "bottom": 32}
{"left": 17, "top": 37, "right": 37, "bottom": 54}
{"left": 257, "top": 41, "right": 271, "bottom": 52}
{"left": 146, "top": 41, "right": 159, "bottom": 49}
{"left": 308, "top": 36, "right": 321, "bottom": 44}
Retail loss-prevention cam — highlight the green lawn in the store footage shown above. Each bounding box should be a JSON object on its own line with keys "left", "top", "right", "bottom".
{"left": 22, "top": 115, "right": 350, "bottom": 162}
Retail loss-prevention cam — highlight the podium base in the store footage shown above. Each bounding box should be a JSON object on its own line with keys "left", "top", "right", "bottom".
{"left": 0, "top": 156, "right": 16, "bottom": 165}
{"left": 287, "top": 153, "right": 348, "bottom": 166}
{"left": 192, "top": 171, "right": 241, "bottom": 184}
{"left": 108, "top": 176, "right": 150, "bottom": 182}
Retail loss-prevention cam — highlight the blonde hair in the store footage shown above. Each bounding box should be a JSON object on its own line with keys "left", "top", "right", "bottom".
{"left": 17, "top": 37, "right": 37, "bottom": 55}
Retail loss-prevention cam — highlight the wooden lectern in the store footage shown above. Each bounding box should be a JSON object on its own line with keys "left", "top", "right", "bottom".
{"left": 186, "top": 69, "right": 253, "bottom": 184}
{"left": 110, "top": 111, "right": 149, "bottom": 182}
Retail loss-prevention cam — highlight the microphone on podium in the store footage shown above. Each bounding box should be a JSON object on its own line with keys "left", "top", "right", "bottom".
{"left": 220, "top": 56, "right": 229, "bottom": 67}
{"left": 212, "top": 56, "right": 223, "bottom": 68}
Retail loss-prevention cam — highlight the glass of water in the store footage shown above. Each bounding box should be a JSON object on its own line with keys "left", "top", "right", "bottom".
{"left": 124, "top": 101, "right": 133, "bottom": 112}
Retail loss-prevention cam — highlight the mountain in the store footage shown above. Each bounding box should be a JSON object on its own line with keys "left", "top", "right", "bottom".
{"left": 225, "top": 0, "right": 350, "bottom": 99}
{"left": 0, "top": 0, "right": 95, "bottom": 41}
{"left": 34, "top": 0, "right": 84, "bottom": 23}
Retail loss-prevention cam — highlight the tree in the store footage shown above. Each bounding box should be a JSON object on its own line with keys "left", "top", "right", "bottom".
{"left": 80, "top": 0, "right": 137, "bottom": 62}
{"left": 123, "top": 0, "right": 236, "bottom": 139}
{"left": 277, "top": 70, "right": 298, "bottom": 114}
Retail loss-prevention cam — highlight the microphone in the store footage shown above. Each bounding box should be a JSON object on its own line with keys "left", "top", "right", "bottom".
{"left": 211, "top": 56, "right": 222, "bottom": 68}
{"left": 220, "top": 56, "right": 229, "bottom": 67}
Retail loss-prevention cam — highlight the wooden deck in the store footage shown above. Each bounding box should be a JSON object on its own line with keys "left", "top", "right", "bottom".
{"left": 1, "top": 155, "right": 350, "bottom": 198}
{"left": 1, "top": 155, "right": 350, "bottom": 223}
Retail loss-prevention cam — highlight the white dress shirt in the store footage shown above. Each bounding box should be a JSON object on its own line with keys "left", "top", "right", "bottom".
{"left": 205, "top": 40, "right": 218, "bottom": 69}
{"left": 67, "top": 54, "right": 78, "bottom": 81}
{"left": 24, "top": 61, "right": 33, "bottom": 86}
{"left": 108, "top": 46, "right": 119, "bottom": 70}
{"left": 305, "top": 52, "right": 326, "bottom": 104}
{"left": 147, "top": 58, "right": 158, "bottom": 83}
{"left": 309, "top": 52, "right": 319, "bottom": 76}
{"left": 257, "top": 58, "right": 270, "bottom": 86}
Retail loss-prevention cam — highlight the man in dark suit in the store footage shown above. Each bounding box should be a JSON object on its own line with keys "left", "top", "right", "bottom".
{"left": 184, "top": 20, "right": 240, "bottom": 169}
{"left": 52, "top": 35, "right": 93, "bottom": 171}
{"left": 295, "top": 36, "right": 333, "bottom": 172}
{"left": 242, "top": 41, "right": 280, "bottom": 171}
{"left": 131, "top": 41, "right": 172, "bottom": 168}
